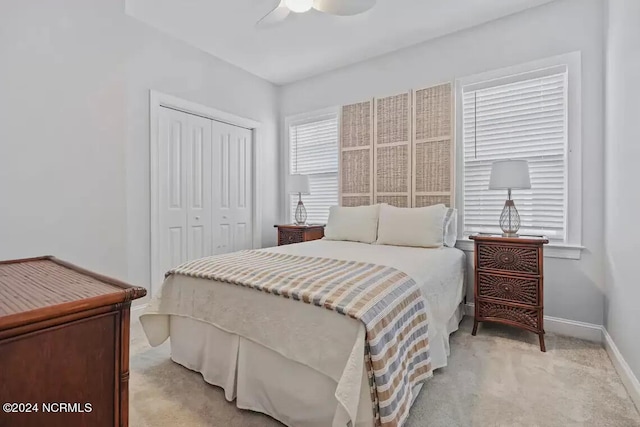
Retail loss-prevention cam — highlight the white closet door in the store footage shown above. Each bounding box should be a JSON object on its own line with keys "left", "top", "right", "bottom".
{"left": 158, "top": 107, "right": 188, "bottom": 275}
{"left": 211, "top": 121, "right": 253, "bottom": 254}
{"left": 186, "top": 114, "right": 213, "bottom": 261}
{"left": 154, "top": 106, "right": 254, "bottom": 295}
{"left": 158, "top": 107, "right": 214, "bottom": 275}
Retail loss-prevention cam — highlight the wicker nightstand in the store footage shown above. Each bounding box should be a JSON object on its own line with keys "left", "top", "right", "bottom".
{"left": 470, "top": 234, "right": 549, "bottom": 351}
{"left": 275, "top": 224, "right": 325, "bottom": 246}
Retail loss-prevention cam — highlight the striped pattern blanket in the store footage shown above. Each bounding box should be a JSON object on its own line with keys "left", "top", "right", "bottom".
{"left": 168, "top": 250, "right": 432, "bottom": 427}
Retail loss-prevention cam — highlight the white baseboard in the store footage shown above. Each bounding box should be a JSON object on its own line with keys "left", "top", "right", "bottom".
{"left": 464, "top": 303, "right": 602, "bottom": 342}
{"left": 543, "top": 315, "right": 604, "bottom": 342}
{"left": 603, "top": 328, "right": 640, "bottom": 411}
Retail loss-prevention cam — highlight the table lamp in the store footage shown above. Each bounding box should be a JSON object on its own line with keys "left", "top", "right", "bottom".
{"left": 489, "top": 159, "right": 531, "bottom": 237}
{"left": 288, "top": 174, "right": 310, "bottom": 225}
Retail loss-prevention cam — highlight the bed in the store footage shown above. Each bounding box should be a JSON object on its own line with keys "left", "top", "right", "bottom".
{"left": 140, "top": 236, "right": 465, "bottom": 427}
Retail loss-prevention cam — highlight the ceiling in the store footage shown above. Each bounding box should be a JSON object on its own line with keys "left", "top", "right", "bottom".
{"left": 126, "top": 0, "right": 555, "bottom": 85}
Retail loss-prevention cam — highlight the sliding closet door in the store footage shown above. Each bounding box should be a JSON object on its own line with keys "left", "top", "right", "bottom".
{"left": 158, "top": 107, "right": 212, "bottom": 273}
{"left": 186, "top": 114, "right": 213, "bottom": 260}
{"left": 158, "top": 107, "right": 188, "bottom": 275}
{"left": 211, "top": 121, "right": 253, "bottom": 254}
{"left": 154, "top": 106, "right": 255, "bottom": 292}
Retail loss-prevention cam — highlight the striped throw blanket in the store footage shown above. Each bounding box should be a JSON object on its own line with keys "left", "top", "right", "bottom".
{"left": 168, "top": 250, "right": 432, "bottom": 427}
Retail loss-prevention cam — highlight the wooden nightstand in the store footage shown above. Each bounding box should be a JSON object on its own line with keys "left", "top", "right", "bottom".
{"left": 470, "top": 234, "right": 549, "bottom": 351}
{"left": 275, "top": 224, "right": 325, "bottom": 246}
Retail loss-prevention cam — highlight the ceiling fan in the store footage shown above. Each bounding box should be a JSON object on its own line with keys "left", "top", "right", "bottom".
{"left": 257, "top": 0, "right": 377, "bottom": 27}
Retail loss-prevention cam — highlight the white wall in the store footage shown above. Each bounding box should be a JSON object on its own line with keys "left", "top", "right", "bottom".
{"left": 0, "top": 0, "right": 279, "bottom": 292}
{"left": 0, "top": 0, "right": 610, "bottom": 326}
{"left": 604, "top": 0, "right": 640, "bottom": 380}
{"left": 280, "top": 0, "right": 606, "bottom": 325}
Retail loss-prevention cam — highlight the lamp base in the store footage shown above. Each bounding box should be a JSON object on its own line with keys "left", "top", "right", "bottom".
{"left": 501, "top": 232, "right": 520, "bottom": 238}
{"left": 294, "top": 198, "right": 307, "bottom": 225}
{"left": 499, "top": 199, "right": 521, "bottom": 236}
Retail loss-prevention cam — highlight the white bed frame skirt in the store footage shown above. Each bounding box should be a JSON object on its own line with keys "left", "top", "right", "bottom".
{"left": 168, "top": 303, "right": 464, "bottom": 427}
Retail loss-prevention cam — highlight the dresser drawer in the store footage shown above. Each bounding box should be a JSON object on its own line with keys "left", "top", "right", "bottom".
{"left": 478, "top": 272, "right": 539, "bottom": 305}
{"left": 476, "top": 300, "right": 540, "bottom": 331}
{"left": 279, "top": 229, "right": 304, "bottom": 246}
{"left": 477, "top": 243, "right": 539, "bottom": 275}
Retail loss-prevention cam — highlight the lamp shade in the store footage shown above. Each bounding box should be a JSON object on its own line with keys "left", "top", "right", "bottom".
{"left": 288, "top": 174, "right": 310, "bottom": 195}
{"left": 489, "top": 160, "right": 531, "bottom": 190}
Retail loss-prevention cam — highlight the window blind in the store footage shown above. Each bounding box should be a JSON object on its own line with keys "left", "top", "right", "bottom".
{"left": 462, "top": 71, "right": 568, "bottom": 241}
{"left": 289, "top": 114, "right": 339, "bottom": 224}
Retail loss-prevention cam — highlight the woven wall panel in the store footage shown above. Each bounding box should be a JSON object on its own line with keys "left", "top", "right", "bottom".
{"left": 342, "top": 196, "right": 372, "bottom": 207}
{"left": 340, "top": 101, "right": 373, "bottom": 206}
{"left": 376, "top": 145, "right": 409, "bottom": 193}
{"left": 375, "top": 93, "right": 410, "bottom": 145}
{"left": 412, "top": 82, "right": 454, "bottom": 208}
{"left": 414, "top": 83, "right": 452, "bottom": 140}
{"left": 341, "top": 102, "right": 373, "bottom": 148}
{"left": 341, "top": 150, "right": 371, "bottom": 194}
{"left": 414, "top": 140, "right": 451, "bottom": 193}
{"left": 339, "top": 85, "right": 453, "bottom": 210}
{"left": 415, "top": 195, "right": 451, "bottom": 208}
{"left": 376, "top": 195, "right": 409, "bottom": 207}
{"left": 373, "top": 92, "right": 411, "bottom": 208}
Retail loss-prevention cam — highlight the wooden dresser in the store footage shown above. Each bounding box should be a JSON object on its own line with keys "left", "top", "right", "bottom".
{"left": 470, "top": 235, "right": 548, "bottom": 351}
{"left": 275, "top": 224, "right": 325, "bottom": 246}
{"left": 0, "top": 256, "right": 146, "bottom": 427}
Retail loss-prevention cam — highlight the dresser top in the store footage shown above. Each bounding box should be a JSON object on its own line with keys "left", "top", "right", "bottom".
{"left": 0, "top": 256, "right": 146, "bottom": 330}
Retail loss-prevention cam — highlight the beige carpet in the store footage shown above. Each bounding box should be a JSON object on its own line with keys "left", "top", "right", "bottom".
{"left": 129, "top": 317, "right": 640, "bottom": 427}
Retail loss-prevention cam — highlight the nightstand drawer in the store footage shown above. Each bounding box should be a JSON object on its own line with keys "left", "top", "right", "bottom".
{"left": 476, "top": 300, "right": 540, "bottom": 330}
{"left": 477, "top": 243, "right": 539, "bottom": 275}
{"left": 477, "top": 272, "right": 539, "bottom": 305}
{"left": 278, "top": 229, "right": 304, "bottom": 246}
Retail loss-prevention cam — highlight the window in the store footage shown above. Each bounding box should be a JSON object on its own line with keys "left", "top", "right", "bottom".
{"left": 459, "top": 59, "right": 579, "bottom": 245}
{"left": 287, "top": 110, "right": 339, "bottom": 224}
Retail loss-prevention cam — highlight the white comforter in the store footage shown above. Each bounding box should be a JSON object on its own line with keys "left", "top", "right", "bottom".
{"left": 268, "top": 240, "right": 466, "bottom": 331}
{"left": 141, "top": 240, "right": 465, "bottom": 426}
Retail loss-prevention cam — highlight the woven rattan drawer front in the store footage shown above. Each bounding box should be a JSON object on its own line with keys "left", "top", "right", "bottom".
{"left": 477, "top": 300, "right": 539, "bottom": 330}
{"left": 279, "top": 229, "right": 304, "bottom": 246}
{"left": 478, "top": 272, "right": 539, "bottom": 305}
{"left": 477, "top": 243, "right": 539, "bottom": 275}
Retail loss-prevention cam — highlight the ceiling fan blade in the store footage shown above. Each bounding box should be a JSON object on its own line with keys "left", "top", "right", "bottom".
{"left": 256, "top": 1, "right": 291, "bottom": 27}
{"left": 313, "top": 0, "right": 376, "bottom": 16}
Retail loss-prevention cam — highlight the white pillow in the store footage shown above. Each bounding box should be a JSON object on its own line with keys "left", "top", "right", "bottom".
{"left": 324, "top": 205, "right": 380, "bottom": 243}
{"left": 443, "top": 208, "right": 458, "bottom": 247}
{"left": 376, "top": 204, "right": 447, "bottom": 248}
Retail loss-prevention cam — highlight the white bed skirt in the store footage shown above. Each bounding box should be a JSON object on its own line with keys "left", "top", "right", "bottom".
{"left": 167, "top": 302, "right": 464, "bottom": 427}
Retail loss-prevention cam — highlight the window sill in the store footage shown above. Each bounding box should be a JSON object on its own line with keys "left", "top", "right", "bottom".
{"left": 454, "top": 238, "right": 584, "bottom": 260}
